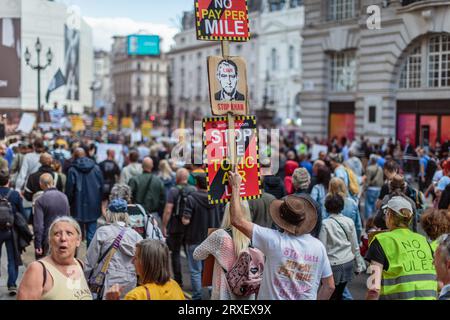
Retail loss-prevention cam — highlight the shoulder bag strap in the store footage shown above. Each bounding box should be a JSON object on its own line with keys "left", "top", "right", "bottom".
{"left": 99, "top": 228, "right": 127, "bottom": 274}
{"left": 145, "top": 286, "right": 151, "bottom": 300}
{"left": 37, "top": 261, "right": 47, "bottom": 288}
{"left": 329, "top": 217, "right": 350, "bottom": 242}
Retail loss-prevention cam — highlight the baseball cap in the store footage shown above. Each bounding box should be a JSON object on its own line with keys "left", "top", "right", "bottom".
{"left": 382, "top": 196, "right": 413, "bottom": 218}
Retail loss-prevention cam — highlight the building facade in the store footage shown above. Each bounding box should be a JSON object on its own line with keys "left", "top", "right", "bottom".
{"left": 168, "top": 0, "right": 304, "bottom": 129}
{"left": 93, "top": 50, "right": 113, "bottom": 115}
{"left": 111, "top": 35, "right": 168, "bottom": 124}
{"left": 0, "top": 0, "right": 93, "bottom": 121}
{"left": 301, "top": 0, "right": 450, "bottom": 147}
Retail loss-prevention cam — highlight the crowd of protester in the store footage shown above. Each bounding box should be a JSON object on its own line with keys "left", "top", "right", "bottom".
{"left": 0, "top": 130, "right": 449, "bottom": 300}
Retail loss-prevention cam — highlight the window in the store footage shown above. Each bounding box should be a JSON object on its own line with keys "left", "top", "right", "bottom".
{"left": 368, "top": 106, "right": 376, "bottom": 123}
{"left": 290, "top": 0, "right": 302, "bottom": 8}
{"left": 137, "top": 62, "right": 141, "bottom": 71}
{"left": 399, "top": 45, "right": 422, "bottom": 89}
{"left": 180, "top": 68, "right": 185, "bottom": 99}
{"left": 330, "top": 51, "right": 356, "bottom": 92}
{"left": 269, "top": 0, "right": 286, "bottom": 12}
{"left": 328, "top": 0, "right": 355, "bottom": 21}
{"left": 289, "top": 45, "right": 295, "bottom": 69}
{"left": 398, "top": 34, "right": 450, "bottom": 89}
{"left": 271, "top": 48, "right": 277, "bottom": 71}
{"left": 428, "top": 35, "right": 450, "bottom": 88}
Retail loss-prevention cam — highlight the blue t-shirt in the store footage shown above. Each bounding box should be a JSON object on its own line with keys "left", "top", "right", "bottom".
{"left": 300, "top": 161, "right": 313, "bottom": 176}
{"left": 420, "top": 155, "right": 430, "bottom": 177}
{"left": 377, "top": 157, "right": 386, "bottom": 168}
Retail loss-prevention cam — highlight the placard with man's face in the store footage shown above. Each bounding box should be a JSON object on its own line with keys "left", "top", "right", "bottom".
{"left": 207, "top": 56, "right": 248, "bottom": 116}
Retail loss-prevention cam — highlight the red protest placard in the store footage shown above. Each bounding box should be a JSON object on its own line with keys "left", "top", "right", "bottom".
{"left": 195, "top": 0, "right": 250, "bottom": 41}
{"left": 203, "top": 115, "right": 261, "bottom": 204}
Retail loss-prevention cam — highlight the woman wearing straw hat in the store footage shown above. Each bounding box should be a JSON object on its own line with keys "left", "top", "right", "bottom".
{"left": 228, "top": 169, "right": 335, "bottom": 300}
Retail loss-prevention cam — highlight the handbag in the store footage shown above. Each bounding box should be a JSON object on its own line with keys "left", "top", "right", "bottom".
{"left": 329, "top": 217, "right": 367, "bottom": 273}
{"left": 88, "top": 228, "right": 126, "bottom": 300}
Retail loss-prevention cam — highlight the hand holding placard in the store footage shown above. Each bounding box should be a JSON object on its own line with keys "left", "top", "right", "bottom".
{"left": 228, "top": 167, "right": 242, "bottom": 192}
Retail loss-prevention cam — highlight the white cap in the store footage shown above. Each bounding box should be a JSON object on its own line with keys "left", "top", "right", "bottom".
{"left": 383, "top": 196, "right": 413, "bottom": 218}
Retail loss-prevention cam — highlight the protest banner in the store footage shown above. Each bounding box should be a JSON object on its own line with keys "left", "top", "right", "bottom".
{"left": 195, "top": 0, "right": 250, "bottom": 41}
{"left": 141, "top": 120, "right": 153, "bottom": 138}
{"left": 203, "top": 115, "right": 260, "bottom": 204}
{"left": 310, "top": 144, "right": 329, "bottom": 161}
{"left": 70, "top": 115, "right": 85, "bottom": 132}
{"left": 121, "top": 117, "right": 133, "bottom": 129}
{"left": 208, "top": 56, "right": 248, "bottom": 116}
{"left": 16, "top": 113, "right": 36, "bottom": 134}
{"left": 107, "top": 116, "right": 118, "bottom": 131}
{"left": 92, "top": 117, "right": 104, "bottom": 132}
{"left": 96, "top": 143, "right": 125, "bottom": 168}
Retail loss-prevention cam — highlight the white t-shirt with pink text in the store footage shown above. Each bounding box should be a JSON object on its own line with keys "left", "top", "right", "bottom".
{"left": 253, "top": 224, "right": 332, "bottom": 300}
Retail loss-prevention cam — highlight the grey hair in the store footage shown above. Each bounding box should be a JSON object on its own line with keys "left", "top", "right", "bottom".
{"left": 369, "top": 154, "right": 379, "bottom": 165}
{"left": 110, "top": 183, "right": 132, "bottom": 202}
{"left": 47, "top": 216, "right": 82, "bottom": 253}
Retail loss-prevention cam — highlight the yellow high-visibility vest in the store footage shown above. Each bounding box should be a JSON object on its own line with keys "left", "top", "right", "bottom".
{"left": 373, "top": 228, "right": 437, "bottom": 300}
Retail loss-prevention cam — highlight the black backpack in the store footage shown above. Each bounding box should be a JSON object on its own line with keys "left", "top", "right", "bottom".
{"left": 173, "top": 186, "right": 191, "bottom": 217}
{"left": 0, "top": 190, "right": 14, "bottom": 229}
{"left": 425, "top": 158, "right": 437, "bottom": 180}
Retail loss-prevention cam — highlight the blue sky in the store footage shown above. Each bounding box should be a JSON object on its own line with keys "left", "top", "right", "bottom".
{"left": 63, "top": 0, "right": 194, "bottom": 27}
{"left": 59, "top": 0, "right": 195, "bottom": 51}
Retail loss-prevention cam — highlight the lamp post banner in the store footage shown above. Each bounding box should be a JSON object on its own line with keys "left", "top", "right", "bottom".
{"left": 0, "top": 18, "right": 21, "bottom": 98}
{"left": 203, "top": 115, "right": 261, "bottom": 204}
{"left": 65, "top": 25, "right": 80, "bottom": 101}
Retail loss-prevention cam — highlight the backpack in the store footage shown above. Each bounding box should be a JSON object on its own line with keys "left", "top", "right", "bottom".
{"left": 223, "top": 247, "right": 265, "bottom": 297}
{"left": 128, "top": 204, "right": 164, "bottom": 241}
{"left": 407, "top": 186, "right": 425, "bottom": 210}
{"left": 0, "top": 190, "right": 14, "bottom": 230}
{"left": 173, "top": 185, "right": 191, "bottom": 217}
{"left": 344, "top": 166, "right": 360, "bottom": 196}
{"left": 425, "top": 158, "right": 437, "bottom": 180}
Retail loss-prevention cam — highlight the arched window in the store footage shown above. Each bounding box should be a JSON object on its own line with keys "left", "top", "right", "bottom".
{"left": 289, "top": 45, "right": 295, "bottom": 69}
{"left": 399, "top": 34, "right": 450, "bottom": 89}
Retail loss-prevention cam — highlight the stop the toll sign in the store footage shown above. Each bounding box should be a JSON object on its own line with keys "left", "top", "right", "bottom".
{"left": 203, "top": 115, "right": 261, "bottom": 204}
{"left": 195, "top": 0, "right": 250, "bottom": 41}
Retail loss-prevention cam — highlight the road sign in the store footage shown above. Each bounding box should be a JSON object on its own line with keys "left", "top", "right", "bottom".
{"left": 208, "top": 56, "right": 248, "bottom": 116}
{"left": 203, "top": 115, "right": 261, "bottom": 204}
{"left": 195, "top": 0, "right": 250, "bottom": 41}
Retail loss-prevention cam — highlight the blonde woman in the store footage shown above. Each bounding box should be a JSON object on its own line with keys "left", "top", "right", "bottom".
{"left": 326, "top": 178, "right": 363, "bottom": 240}
{"left": 193, "top": 201, "right": 261, "bottom": 300}
{"left": 158, "top": 159, "right": 176, "bottom": 195}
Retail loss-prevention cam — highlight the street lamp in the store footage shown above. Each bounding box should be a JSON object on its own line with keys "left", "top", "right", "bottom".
{"left": 24, "top": 37, "right": 53, "bottom": 123}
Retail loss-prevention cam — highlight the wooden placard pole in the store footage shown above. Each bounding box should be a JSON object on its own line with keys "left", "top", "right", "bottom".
{"left": 221, "top": 40, "right": 237, "bottom": 171}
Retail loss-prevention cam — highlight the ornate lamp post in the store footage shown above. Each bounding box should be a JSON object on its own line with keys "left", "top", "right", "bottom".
{"left": 24, "top": 37, "right": 53, "bottom": 123}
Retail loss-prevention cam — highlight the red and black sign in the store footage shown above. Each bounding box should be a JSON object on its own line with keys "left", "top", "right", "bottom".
{"left": 203, "top": 115, "right": 261, "bottom": 204}
{"left": 195, "top": 0, "right": 250, "bottom": 41}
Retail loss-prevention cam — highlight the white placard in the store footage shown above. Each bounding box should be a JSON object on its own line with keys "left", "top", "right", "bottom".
{"left": 96, "top": 143, "right": 125, "bottom": 168}
{"left": 311, "top": 144, "right": 329, "bottom": 161}
{"left": 16, "top": 113, "right": 36, "bottom": 134}
{"left": 131, "top": 130, "right": 142, "bottom": 144}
